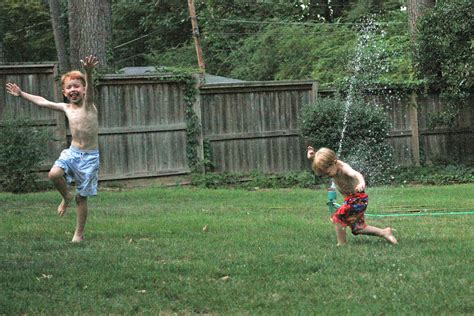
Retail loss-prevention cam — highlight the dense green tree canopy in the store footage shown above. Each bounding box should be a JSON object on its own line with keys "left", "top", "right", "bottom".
{"left": 415, "top": 0, "right": 473, "bottom": 95}
{"left": 0, "top": 0, "right": 471, "bottom": 93}
{"left": 0, "top": 0, "right": 56, "bottom": 62}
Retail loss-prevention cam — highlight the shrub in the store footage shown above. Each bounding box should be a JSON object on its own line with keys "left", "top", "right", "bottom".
{"left": 190, "top": 171, "right": 324, "bottom": 189}
{"left": 299, "top": 95, "right": 394, "bottom": 185}
{"left": 389, "top": 165, "right": 474, "bottom": 185}
{"left": 0, "top": 117, "right": 50, "bottom": 193}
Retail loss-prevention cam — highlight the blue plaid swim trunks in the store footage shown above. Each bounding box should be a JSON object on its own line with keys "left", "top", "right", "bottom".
{"left": 53, "top": 146, "right": 100, "bottom": 197}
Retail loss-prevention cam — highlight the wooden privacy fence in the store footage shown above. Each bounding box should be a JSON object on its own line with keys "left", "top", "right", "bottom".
{"left": 0, "top": 64, "right": 67, "bottom": 169}
{"left": 373, "top": 91, "right": 473, "bottom": 166}
{"left": 94, "top": 74, "right": 190, "bottom": 181}
{"left": 199, "top": 80, "right": 317, "bottom": 173}
{"left": 0, "top": 64, "right": 472, "bottom": 184}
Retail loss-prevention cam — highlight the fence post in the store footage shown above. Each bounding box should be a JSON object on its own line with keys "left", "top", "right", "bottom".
{"left": 52, "top": 64, "right": 68, "bottom": 151}
{"left": 311, "top": 81, "right": 318, "bottom": 104}
{"left": 409, "top": 92, "right": 421, "bottom": 166}
{"left": 192, "top": 74, "right": 205, "bottom": 173}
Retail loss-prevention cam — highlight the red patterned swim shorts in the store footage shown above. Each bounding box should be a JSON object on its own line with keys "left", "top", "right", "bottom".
{"left": 331, "top": 192, "right": 368, "bottom": 234}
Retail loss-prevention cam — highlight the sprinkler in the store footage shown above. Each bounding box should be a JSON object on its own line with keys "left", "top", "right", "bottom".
{"left": 327, "top": 182, "right": 341, "bottom": 214}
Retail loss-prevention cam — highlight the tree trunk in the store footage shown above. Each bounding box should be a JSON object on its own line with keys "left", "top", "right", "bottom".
{"left": 67, "top": 0, "right": 80, "bottom": 70}
{"left": 67, "top": 0, "right": 112, "bottom": 70}
{"left": 48, "top": 0, "right": 70, "bottom": 72}
{"left": 407, "top": 0, "right": 436, "bottom": 41}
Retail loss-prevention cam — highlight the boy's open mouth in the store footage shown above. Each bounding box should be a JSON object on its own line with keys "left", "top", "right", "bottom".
{"left": 69, "top": 91, "right": 80, "bottom": 98}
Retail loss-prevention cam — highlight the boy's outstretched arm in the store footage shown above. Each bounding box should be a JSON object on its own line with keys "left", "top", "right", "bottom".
{"left": 80, "top": 55, "right": 99, "bottom": 107}
{"left": 5, "top": 82, "right": 65, "bottom": 112}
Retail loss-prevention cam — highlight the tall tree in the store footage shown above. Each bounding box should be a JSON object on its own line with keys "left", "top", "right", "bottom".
{"left": 407, "top": 0, "right": 435, "bottom": 41}
{"left": 67, "top": 0, "right": 112, "bottom": 70}
{"left": 48, "top": 0, "right": 70, "bottom": 72}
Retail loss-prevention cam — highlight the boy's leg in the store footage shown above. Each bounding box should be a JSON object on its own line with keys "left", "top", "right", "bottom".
{"left": 48, "top": 166, "right": 73, "bottom": 216}
{"left": 355, "top": 225, "right": 398, "bottom": 244}
{"left": 334, "top": 224, "right": 347, "bottom": 246}
{"left": 72, "top": 195, "right": 88, "bottom": 243}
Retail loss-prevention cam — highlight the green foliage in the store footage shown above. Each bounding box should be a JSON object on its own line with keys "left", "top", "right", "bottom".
{"left": 389, "top": 165, "right": 474, "bottom": 185}
{"left": 299, "top": 95, "right": 394, "bottom": 184}
{"left": 0, "top": 117, "right": 50, "bottom": 193}
{"left": 226, "top": 10, "right": 415, "bottom": 88}
{"left": 183, "top": 77, "right": 202, "bottom": 172}
{"left": 145, "top": 44, "right": 198, "bottom": 70}
{"left": 415, "top": 0, "right": 473, "bottom": 127}
{"left": 416, "top": 0, "right": 473, "bottom": 93}
{"left": 147, "top": 67, "right": 211, "bottom": 173}
{"left": 191, "top": 171, "right": 322, "bottom": 189}
{"left": 191, "top": 165, "right": 474, "bottom": 189}
{"left": 137, "top": 1, "right": 416, "bottom": 89}
{"left": 0, "top": 0, "right": 56, "bottom": 62}
{"left": 112, "top": 0, "right": 190, "bottom": 68}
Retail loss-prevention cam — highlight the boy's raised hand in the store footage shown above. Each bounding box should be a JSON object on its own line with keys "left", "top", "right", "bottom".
{"left": 307, "top": 146, "right": 316, "bottom": 160}
{"left": 5, "top": 82, "right": 21, "bottom": 97}
{"left": 80, "top": 55, "right": 99, "bottom": 72}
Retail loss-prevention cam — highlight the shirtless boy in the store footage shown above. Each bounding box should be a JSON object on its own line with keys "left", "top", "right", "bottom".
{"left": 6, "top": 55, "right": 99, "bottom": 242}
{"left": 307, "top": 146, "right": 397, "bottom": 246}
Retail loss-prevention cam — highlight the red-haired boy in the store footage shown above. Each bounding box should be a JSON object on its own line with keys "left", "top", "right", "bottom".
{"left": 6, "top": 55, "right": 99, "bottom": 242}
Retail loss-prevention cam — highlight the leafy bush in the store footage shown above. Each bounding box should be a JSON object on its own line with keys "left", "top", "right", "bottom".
{"left": 0, "top": 117, "right": 50, "bottom": 193}
{"left": 189, "top": 164, "right": 473, "bottom": 189}
{"left": 299, "top": 95, "right": 394, "bottom": 185}
{"left": 389, "top": 165, "right": 474, "bottom": 185}
{"left": 191, "top": 171, "right": 323, "bottom": 189}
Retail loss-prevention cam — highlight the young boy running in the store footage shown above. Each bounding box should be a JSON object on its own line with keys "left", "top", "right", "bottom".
{"left": 6, "top": 55, "right": 99, "bottom": 243}
{"left": 307, "top": 146, "right": 397, "bottom": 246}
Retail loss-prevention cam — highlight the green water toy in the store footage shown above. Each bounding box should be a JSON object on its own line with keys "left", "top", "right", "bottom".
{"left": 327, "top": 184, "right": 341, "bottom": 214}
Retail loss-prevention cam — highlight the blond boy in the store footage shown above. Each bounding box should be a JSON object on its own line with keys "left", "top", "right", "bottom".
{"left": 307, "top": 146, "right": 397, "bottom": 245}
{"left": 6, "top": 55, "right": 99, "bottom": 242}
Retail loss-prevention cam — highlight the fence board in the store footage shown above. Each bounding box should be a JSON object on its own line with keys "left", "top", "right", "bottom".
{"left": 417, "top": 94, "right": 473, "bottom": 165}
{"left": 0, "top": 64, "right": 65, "bottom": 169}
{"left": 95, "top": 75, "right": 190, "bottom": 180}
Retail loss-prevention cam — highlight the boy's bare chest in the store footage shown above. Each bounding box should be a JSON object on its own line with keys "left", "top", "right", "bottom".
{"left": 65, "top": 106, "right": 98, "bottom": 130}
{"left": 333, "top": 174, "right": 357, "bottom": 194}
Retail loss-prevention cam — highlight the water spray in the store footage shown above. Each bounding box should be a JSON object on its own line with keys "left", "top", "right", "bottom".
{"left": 327, "top": 21, "right": 380, "bottom": 213}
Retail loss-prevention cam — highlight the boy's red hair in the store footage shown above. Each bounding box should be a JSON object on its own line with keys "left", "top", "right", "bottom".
{"left": 61, "top": 71, "right": 86, "bottom": 88}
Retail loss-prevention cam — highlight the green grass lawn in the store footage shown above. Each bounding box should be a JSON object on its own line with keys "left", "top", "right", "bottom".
{"left": 1, "top": 184, "right": 473, "bottom": 314}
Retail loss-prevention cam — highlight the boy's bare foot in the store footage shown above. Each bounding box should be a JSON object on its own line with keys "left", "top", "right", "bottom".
{"left": 57, "top": 193, "right": 73, "bottom": 216}
{"left": 71, "top": 233, "right": 83, "bottom": 243}
{"left": 383, "top": 227, "right": 398, "bottom": 245}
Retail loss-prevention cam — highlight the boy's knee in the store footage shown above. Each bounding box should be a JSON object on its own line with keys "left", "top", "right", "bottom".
{"left": 48, "top": 167, "right": 63, "bottom": 180}
{"left": 75, "top": 195, "right": 87, "bottom": 203}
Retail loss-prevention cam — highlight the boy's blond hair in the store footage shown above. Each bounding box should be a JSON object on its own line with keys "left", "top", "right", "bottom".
{"left": 311, "top": 147, "right": 337, "bottom": 173}
{"left": 61, "top": 71, "right": 86, "bottom": 88}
